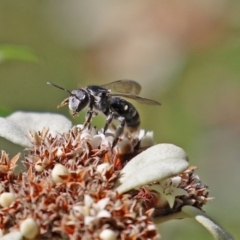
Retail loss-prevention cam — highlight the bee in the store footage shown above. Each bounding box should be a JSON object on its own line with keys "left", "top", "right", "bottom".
{"left": 47, "top": 80, "right": 160, "bottom": 148}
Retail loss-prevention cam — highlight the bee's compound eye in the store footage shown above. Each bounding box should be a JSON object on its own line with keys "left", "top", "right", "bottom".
{"left": 69, "top": 89, "right": 89, "bottom": 114}
{"left": 124, "top": 104, "right": 128, "bottom": 111}
{"left": 68, "top": 96, "right": 80, "bottom": 113}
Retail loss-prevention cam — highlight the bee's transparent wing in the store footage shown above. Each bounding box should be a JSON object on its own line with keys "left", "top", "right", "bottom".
{"left": 111, "top": 93, "right": 161, "bottom": 105}
{"left": 101, "top": 80, "right": 142, "bottom": 95}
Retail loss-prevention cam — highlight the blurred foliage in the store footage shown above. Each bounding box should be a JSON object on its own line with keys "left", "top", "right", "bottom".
{"left": 0, "top": 106, "right": 11, "bottom": 117}
{"left": 0, "top": 44, "right": 38, "bottom": 63}
{"left": 156, "top": 38, "right": 240, "bottom": 149}
{"left": 0, "top": 44, "right": 38, "bottom": 117}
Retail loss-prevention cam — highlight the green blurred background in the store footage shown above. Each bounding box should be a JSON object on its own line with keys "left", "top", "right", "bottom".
{"left": 0, "top": 1, "right": 239, "bottom": 239}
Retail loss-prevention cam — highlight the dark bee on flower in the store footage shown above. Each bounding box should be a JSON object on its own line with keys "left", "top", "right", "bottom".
{"left": 47, "top": 80, "right": 160, "bottom": 148}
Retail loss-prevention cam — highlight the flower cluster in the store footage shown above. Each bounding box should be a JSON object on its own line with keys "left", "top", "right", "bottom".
{"left": 0, "top": 112, "right": 234, "bottom": 240}
{"left": 0, "top": 127, "right": 158, "bottom": 239}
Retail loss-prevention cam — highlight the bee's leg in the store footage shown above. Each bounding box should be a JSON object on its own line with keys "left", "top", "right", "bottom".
{"left": 103, "top": 112, "right": 114, "bottom": 134}
{"left": 112, "top": 116, "right": 125, "bottom": 148}
{"left": 83, "top": 107, "right": 94, "bottom": 130}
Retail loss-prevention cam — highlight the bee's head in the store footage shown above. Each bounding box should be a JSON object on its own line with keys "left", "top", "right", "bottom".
{"left": 68, "top": 89, "right": 89, "bottom": 116}
{"left": 47, "top": 82, "right": 89, "bottom": 116}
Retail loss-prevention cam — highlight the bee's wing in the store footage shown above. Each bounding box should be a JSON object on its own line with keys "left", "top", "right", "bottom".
{"left": 111, "top": 93, "right": 161, "bottom": 105}
{"left": 101, "top": 80, "right": 142, "bottom": 95}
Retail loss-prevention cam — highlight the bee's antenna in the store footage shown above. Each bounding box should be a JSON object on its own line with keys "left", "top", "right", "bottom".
{"left": 47, "top": 82, "right": 72, "bottom": 95}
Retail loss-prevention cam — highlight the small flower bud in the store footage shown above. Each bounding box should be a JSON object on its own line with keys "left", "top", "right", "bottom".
{"left": 51, "top": 163, "right": 69, "bottom": 183}
{"left": 34, "top": 160, "right": 44, "bottom": 172}
{"left": 20, "top": 218, "right": 39, "bottom": 239}
{"left": 0, "top": 192, "right": 16, "bottom": 207}
{"left": 99, "top": 229, "right": 116, "bottom": 240}
{"left": 56, "top": 147, "right": 64, "bottom": 157}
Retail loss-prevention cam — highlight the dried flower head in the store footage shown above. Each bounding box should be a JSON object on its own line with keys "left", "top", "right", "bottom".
{"left": 0, "top": 112, "right": 234, "bottom": 240}
{"left": 0, "top": 126, "right": 159, "bottom": 239}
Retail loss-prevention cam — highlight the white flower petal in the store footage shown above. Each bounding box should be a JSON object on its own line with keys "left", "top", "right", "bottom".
{"left": 171, "top": 176, "right": 182, "bottom": 187}
{"left": 0, "top": 231, "right": 23, "bottom": 240}
{"left": 7, "top": 111, "right": 72, "bottom": 136}
{"left": 84, "top": 194, "right": 94, "bottom": 207}
{"left": 96, "top": 197, "right": 110, "bottom": 210}
{"left": 150, "top": 183, "right": 188, "bottom": 208}
{"left": 116, "top": 144, "right": 189, "bottom": 193}
{"left": 182, "top": 206, "right": 234, "bottom": 240}
{"left": 76, "top": 124, "right": 84, "bottom": 130}
{"left": 97, "top": 210, "right": 111, "bottom": 218}
{"left": 138, "top": 129, "right": 145, "bottom": 140}
{"left": 163, "top": 188, "right": 188, "bottom": 208}
{"left": 96, "top": 163, "right": 110, "bottom": 174}
{"left": 0, "top": 111, "right": 72, "bottom": 147}
{"left": 84, "top": 216, "right": 95, "bottom": 225}
{"left": 172, "top": 188, "right": 188, "bottom": 197}
{"left": 153, "top": 211, "right": 188, "bottom": 224}
{"left": 80, "top": 132, "right": 92, "bottom": 141}
{"left": 72, "top": 205, "right": 89, "bottom": 216}
{"left": 161, "top": 178, "right": 171, "bottom": 188}
{"left": 164, "top": 194, "right": 175, "bottom": 209}
{"left": 140, "top": 131, "right": 154, "bottom": 148}
{"left": 90, "top": 135, "right": 103, "bottom": 148}
{"left": 149, "top": 184, "right": 164, "bottom": 194}
{"left": 89, "top": 126, "right": 97, "bottom": 136}
{"left": 0, "top": 117, "right": 30, "bottom": 146}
